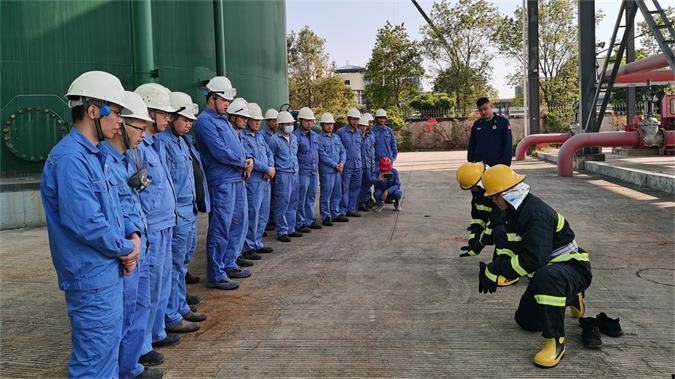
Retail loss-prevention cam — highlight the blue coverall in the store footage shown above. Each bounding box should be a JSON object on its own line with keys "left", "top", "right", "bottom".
{"left": 293, "top": 128, "right": 320, "bottom": 228}
{"left": 157, "top": 130, "right": 197, "bottom": 328}
{"left": 374, "top": 168, "right": 403, "bottom": 205}
{"left": 359, "top": 130, "right": 377, "bottom": 207}
{"left": 137, "top": 134, "right": 176, "bottom": 353}
{"left": 336, "top": 126, "right": 363, "bottom": 215}
{"left": 263, "top": 128, "right": 276, "bottom": 225}
{"left": 184, "top": 134, "right": 210, "bottom": 266}
{"left": 318, "top": 132, "right": 346, "bottom": 221}
{"left": 267, "top": 132, "right": 299, "bottom": 236}
{"left": 241, "top": 129, "right": 274, "bottom": 252}
{"left": 467, "top": 114, "right": 513, "bottom": 167}
{"left": 100, "top": 142, "right": 150, "bottom": 379}
{"left": 41, "top": 128, "right": 134, "bottom": 379}
{"left": 193, "top": 108, "right": 251, "bottom": 283}
{"left": 372, "top": 124, "right": 398, "bottom": 163}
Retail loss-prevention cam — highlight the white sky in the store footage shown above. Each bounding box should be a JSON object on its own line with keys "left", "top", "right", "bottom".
{"left": 286, "top": 0, "right": 646, "bottom": 98}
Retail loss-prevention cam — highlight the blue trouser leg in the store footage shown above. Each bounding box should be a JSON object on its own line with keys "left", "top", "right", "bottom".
{"left": 319, "top": 172, "right": 333, "bottom": 220}
{"left": 143, "top": 227, "right": 172, "bottom": 353}
{"left": 359, "top": 168, "right": 373, "bottom": 206}
{"left": 120, "top": 238, "right": 150, "bottom": 379}
{"left": 274, "top": 173, "right": 292, "bottom": 236}
{"left": 341, "top": 167, "right": 361, "bottom": 214}
{"left": 339, "top": 169, "right": 352, "bottom": 215}
{"left": 296, "top": 175, "right": 310, "bottom": 228}
{"left": 244, "top": 180, "right": 264, "bottom": 252}
{"left": 331, "top": 172, "right": 342, "bottom": 217}
{"left": 180, "top": 220, "right": 198, "bottom": 316}
{"left": 287, "top": 174, "right": 299, "bottom": 232}
{"left": 304, "top": 174, "right": 317, "bottom": 225}
{"left": 165, "top": 217, "right": 194, "bottom": 328}
{"left": 387, "top": 188, "right": 403, "bottom": 201}
{"left": 224, "top": 181, "right": 248, "bottom": 270}
{"left": 256, "top": 181, "right": 271, "bottom": 249}
{"left": 65, "top": 278, "right": 123, "bottom": 379}
{"left": 268, "top": 181, "right": 276, "bottom": 226}
{"left": 206, "top": 183, "right": 235, "bottom": 283}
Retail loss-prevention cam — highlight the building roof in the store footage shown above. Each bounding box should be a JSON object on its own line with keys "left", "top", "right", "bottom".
{"left": 336, "top": 64, "right": 366, "bottom": 73}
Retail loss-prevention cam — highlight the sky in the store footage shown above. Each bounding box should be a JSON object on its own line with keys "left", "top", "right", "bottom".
{"left": 286, "top": 0, "right": 645, "bottom": 99}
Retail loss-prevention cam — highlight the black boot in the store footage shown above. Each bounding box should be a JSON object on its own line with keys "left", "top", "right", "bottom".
{"left": 139, "top": 350, "right": 164, "bottom": 367}
{"left": 297, "top": 226, "right": 311, "bottom": 233}
{"left": 242, "top": 250, "right": 262, "bottom": 260}
{"left": 186, "top": 294, "right": 200, "bottom": 306}
{"left": 135, "top": 367, "right": 164, "bottom": 378}
{"left": 579, "top": 317, "right": 602, "bottom": 349}
{"left": 277, "top": 235, "right": 291, "bottom": 242}
{"left": 333, "top": 215, "right": 349, "bottom": 222}
{"left": 256, "top": 246, "right": 274, "bottom": 254}
{"left": 236, "top": 257, "right": 254, "bottom": 267}
{"left": 152, "top": 334, "right": 181, "bottom": 349}
{"left": 288, "top": 231, "right": 303, "bottom": 237}
{"left": 309, "top": 222, "right": 323, "bottom": 229}
{"left": 322, "top": 218, "right": 333, "bottom": 226}
{"left": 596, "top": 312, "right": 623, "bottom": 337}
{"left": 185, "top": 272, "right": 200, "bottom": 285}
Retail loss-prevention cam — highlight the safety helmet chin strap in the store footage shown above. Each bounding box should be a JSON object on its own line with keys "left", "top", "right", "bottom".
{"left": 151, "top": 111, "right": 160, "bottom": 134}
{"left": 82, "top": 98, "right": 105, "bottom": 142}
{"left": 120, "top": 122, "right": 132, "bottom": 150}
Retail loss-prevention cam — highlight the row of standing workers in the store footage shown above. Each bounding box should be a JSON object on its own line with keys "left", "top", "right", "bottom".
{"left": 40, "top": 70, "right": 404, "bottom": 378}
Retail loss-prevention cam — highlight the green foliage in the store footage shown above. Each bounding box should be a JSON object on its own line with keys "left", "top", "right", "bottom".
{"left": 287, "top": 27, "right": 357, "bottom": 115}
{"left": 543, "top": 109, "right": 571, "bottom": 133}
{"left": 638, "top": 6, "right": 674, "bottom": 56}
{"left": 409, "top": 93, "right": 455, "bottom": 110}
{"left": 365, "top": 22, "right": 424, "bottom": 110}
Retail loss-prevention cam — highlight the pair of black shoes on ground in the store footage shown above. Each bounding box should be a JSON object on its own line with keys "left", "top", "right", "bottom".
{"left": 237, "top": 247, "right": 274, "bottom": 266}
{"left": 579, "top": 312, "right": 623, "bottom": 349}
{"left": 277, "top": 231, "right": 302, "bottom": 242}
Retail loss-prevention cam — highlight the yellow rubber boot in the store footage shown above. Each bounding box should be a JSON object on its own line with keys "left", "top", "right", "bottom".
{"left": 569, "top": 292, "right": 585, "bottom": 318}
{"left": 497, "top": 275, "right": 519, "bottom": 287}
{"left": 534, "top": 337, "right": 566, "bottom": 368}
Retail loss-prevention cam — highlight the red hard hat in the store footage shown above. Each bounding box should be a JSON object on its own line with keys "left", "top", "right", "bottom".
{"left": 379, "top": 157, "right": 393, "bottom": 172}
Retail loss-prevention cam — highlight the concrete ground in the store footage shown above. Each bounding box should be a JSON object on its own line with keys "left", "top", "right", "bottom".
{"left": 1, "top": 151, "right": 673, "bottom": 378}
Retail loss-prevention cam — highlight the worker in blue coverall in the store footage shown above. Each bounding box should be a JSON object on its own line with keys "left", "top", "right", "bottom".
{"left": 357, "top": 114, "right": 377, "bottom": 212}
{"left": 336, "top": 108, "right": 363, "bottom": 218}
{"left": 134, "top": 83, "right": 180, "bottom": 367}
{"left": 156, "top": 92, "right": 207, "bottom": 335}
{"left": 294, "top": 107, "right": 323, "bottom": 232}
{"left": 373, "top": 157, "right": 403, "bottom": 212}
{"left": 263, "top": 108, "right": 279, "bottom": 231}
{"left": 41, "top": 71, "right": 141, "bottom": 378}
{"left": 372, "top": 108, "right": 398, "bottom": 163}
{"left": 317, "top": 112, "right": 348, "bottom": 226}
{"left": 467, "top": 97, "right": 513, "bottom": 167}
{"left": 100, "top": 91, "right": 163, "bottom": 379}
{"left": 241, "top": 103, "right": 275, "bottom": 261}
{"left": 193, "top": 81, "right": 254, "bottom": 290}
{"left": 267, "top": 111, "right": 301, "bottom": 242}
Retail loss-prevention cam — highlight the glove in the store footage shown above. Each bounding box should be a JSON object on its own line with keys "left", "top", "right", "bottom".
{"left": 479, "top": 262, "right": 497, "bottom": 294}
{"left": 460, "top": 239, "right": 484, "bottom": 257}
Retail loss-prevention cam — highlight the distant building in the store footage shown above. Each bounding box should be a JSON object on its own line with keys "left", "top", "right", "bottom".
{"left": 336, "top": 64, "right": 367, "bottom": 106}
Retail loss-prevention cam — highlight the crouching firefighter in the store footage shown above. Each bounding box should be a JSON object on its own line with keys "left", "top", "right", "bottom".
{"left": 455, "top": 162, "right": 518, "bottom": 287}
{"left": 477, "top": 164, "right": 592, "bottom": 368}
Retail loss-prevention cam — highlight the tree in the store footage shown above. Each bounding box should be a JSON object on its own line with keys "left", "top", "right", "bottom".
{"left": 421, "top": 0, "right": 499, "bottom": 116}
{"left": 364, "top": 22, "right": 424, "bottom": 110}
{"left": 638, "top": 6, "right": 674, "bottom": 56}
{"left": 287, "top": 26, "right": 356, "bottom": 114}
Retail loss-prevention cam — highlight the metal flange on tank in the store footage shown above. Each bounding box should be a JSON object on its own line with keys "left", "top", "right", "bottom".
{"left": 1, "top": 95, "right": 70, "bottom": 162}
{"left": 639, "top": 116, "right": 662, "bottom": 147}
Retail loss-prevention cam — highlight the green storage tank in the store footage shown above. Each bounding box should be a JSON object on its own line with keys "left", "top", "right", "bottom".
{"left": 0, "top": 0, "right": 289, "bottom": 178}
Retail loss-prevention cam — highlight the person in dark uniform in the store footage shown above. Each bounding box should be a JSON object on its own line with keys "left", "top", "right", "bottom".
{"left": 467, "top": 98, "right": 512, "bottom": 167}
{"left": 478, "top": 164, "right": 592, "bottom": 368}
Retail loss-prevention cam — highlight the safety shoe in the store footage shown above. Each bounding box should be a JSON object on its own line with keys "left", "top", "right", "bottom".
{"left": 186, "top": 294, "right": 200, "bottom": 306}
{"left": 568, "top": 292, "right": 585, "bottom": 318}
{"left": 166, "top": 320, "right": 200, "bottom": 334}
{"left": 322, "top": 218, "right": 334, "bottom": 226}
{"left": 309, "top": 222, "right": 323, "bottom": 229}
{"left": 152, "top": 334, "right": 181, "bottom": 349}
{"left": 497, "top": 276, "right": 519, "bottom": 287}
{"left": 297, "top": 226, "right": 311, "bottom": 233}
{"left": 596, "top": 312, "right": 623, "bottom": 337}
{"left": 206, "top": 280, "right": 239, "bottom": 290}
{"left": 372, "top": 204, "right": 384, "bottom": 212}
{"left": 393, "top": 204, "right": 402, "bottom": 212}
{"left": 333, "top": 215, "right": 349, "bottom": 222}
{"left": 265, "top": 223, "right": 275, "bottom": 231}
{"left": 185, "top": 272, "right": 200, "bottom": 285}
{"left": 256, "top": 246, "right": 274, "bottom": 254}
{"left": 226, "top": 267, "right": 251, "bottom": 279}
{"left": 289, "top": 231, "right": 303, "bottom": 237}
{"left": 189, "top": 304, "right": 198, "bottom": 312}
{"left": 533, "top": 337, "right": 565, "bottom": 368}
{"left": 579, "top": 317, "right": 603, "bottom": 349}
{"left": 277, "top": 235, "right": 292, "bottom": 242}
{"left": 139, "top": 350, "right": 164, "bottom": 367}
{"left": 346, "top": 212, "right": 361, "bottom": 217}
{"left": 358, "top": 205, "right": 370, "bottom": 212}
{"left": 236, "top": 257, "right": 254, "bottom": 267}
{"left": 242, "top": 250, "right": 262, "bottom": 260}
{"left": 135, "top": 367, "right": 164, "bottom": 378}
{"left": 182, "top": 311, "right": 207, "bottom": 323}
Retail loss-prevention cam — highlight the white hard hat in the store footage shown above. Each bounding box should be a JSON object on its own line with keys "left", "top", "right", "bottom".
{"left": 134, "top": 83, "right": 176, "bottom": 113}
{"left": 358, "top": 116, "right": 369, "bottom": 126}
{"left": 247, "top": 103, "right": 264, "bottom": 120}
{"left": 364, "top": 113, "right": 374, "bottom": 122}
{"left": 319, "top": 112, "right": 335, "bottom": 124}
{"left": 347, "top": 108, "right": 361, "bottom": 119}
{"left": 297, "top": 107, "right": 315, "bottom": 120}
{"left": 227, "top": 97, "right": 251, "bottom": 118}
{"left": 121, "top": 91, "right": 153, "bottom": 123}
{"left": 277, "top": 111, "right": 295, "bottom": 124}
{"left": 206, "top": 76, "right": 236, "bottom": 101}
{"left": 170, "top": 92, "right": 198, "bottom": 120}
{"left": 66, "top": 71, "right": 127, "bottom": 109}
{"left": 375, "top": 109, "right": 387, "bottom": 118}
{"left": 264, "top": 108, "right": 279, "bottom": 120}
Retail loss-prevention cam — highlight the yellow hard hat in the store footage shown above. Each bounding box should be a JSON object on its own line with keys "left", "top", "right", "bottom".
{"left": 482, "top": 164, "right": 526, "bottom": 197}
{"left": 456, "top": 162, "right": 486, "bottom": 190}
